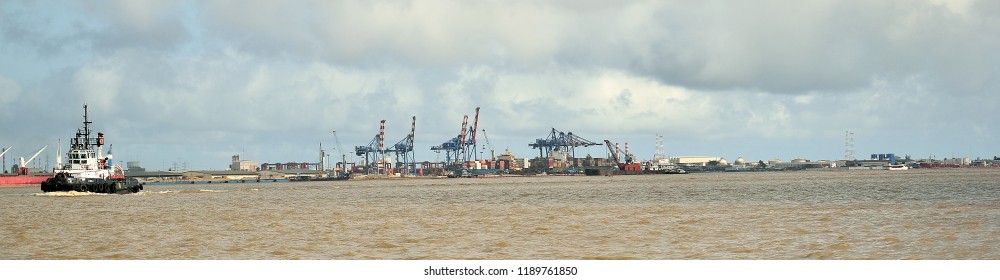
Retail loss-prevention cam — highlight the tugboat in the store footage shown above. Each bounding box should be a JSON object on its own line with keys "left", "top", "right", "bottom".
{"left": 40, "top": 104, "right": 143, "bottom": 194}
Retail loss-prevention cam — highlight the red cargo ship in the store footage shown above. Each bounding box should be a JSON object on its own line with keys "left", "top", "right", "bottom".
{"left": 0, "top": 174, "right": 52, "bottom": 185}
{"left": 0, "top": 145, "right": 52, "bottom": 185}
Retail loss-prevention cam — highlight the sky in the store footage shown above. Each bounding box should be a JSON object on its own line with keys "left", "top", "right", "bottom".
{"left": 1, "top": 0, "right": 998, "bottom": 171}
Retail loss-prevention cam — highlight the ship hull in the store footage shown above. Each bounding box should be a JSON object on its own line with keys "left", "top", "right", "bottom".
{"left": 0, "top": 175, "right": 52, "bottom": 185}
{"left": 41, "top": 174, "right": 143, "bottom": 194}
{"left": 290, "top": 176, "right": 350, "bottom": 182}
{"left": 584, "top": 169, "right": 665, "bottom": 176}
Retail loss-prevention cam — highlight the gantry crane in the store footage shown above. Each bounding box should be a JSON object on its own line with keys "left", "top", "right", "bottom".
{"left": 431, "top": 107, "right": 481, "bottom": 164}
{"left": 464, "top": 107, "right": 480, "bottom": 162}
{"left": 355, "top": 120, "right": 387, "bottom": 175}
{"left": 529, "top": 128, "right": 601, "bottom": 159}
{"left": 387, "top": 116, "right": 416, "bottom": 175}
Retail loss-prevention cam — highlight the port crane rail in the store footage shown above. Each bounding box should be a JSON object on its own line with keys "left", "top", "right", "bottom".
{"left": 529, "top": 128, "right": 602, "bottom": 159}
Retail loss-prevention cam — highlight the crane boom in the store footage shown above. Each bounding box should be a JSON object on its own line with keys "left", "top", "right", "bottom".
{"left": 470, "top": 107, "right": 480, "bottom": 146}
{"left": 378, "top": 120, "right": 386, "bottom": 152}
{"left": 332, "top": 131, "right": 345, "bottom": 156}
{"left": 482, "top": 129, "right": 495, "bottom": 160}
{"left": 458, "top": 115, "right": 469, "bottom": 150}
{"left": 21, "top": 144, "right": 48, "bottom": 166}
{"left": 0, "top": 146, "right": 11, "bottom": 159}
{"left": 409, "top": 116, "right": 416, "bottom": 149}
{"left": 603, "top": 140, "right": 620, "bottom": 164}
{"left": 332, "top": 130, "right": 348, "bottom": 175}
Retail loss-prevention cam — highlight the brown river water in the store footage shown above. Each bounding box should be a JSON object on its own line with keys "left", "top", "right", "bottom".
{"left": 2, "top": 168, "right": 998, "bottom": 259}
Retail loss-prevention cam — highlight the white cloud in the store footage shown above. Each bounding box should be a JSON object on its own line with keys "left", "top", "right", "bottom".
{"left": 793, "top": 95, "right": 816, "bottom": 105}
{"left": 72, "top": 58, "right": 123, "bottom": 109}
{"left": 0, "top": 74, "right": 21, "bottom": 104}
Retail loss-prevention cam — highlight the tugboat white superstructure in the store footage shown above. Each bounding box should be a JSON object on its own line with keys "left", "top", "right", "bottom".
{"left": 40, "top": 104, "right": 143, "bottom": 193}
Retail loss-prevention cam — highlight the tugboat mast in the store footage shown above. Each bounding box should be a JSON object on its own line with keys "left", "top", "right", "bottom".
{"left": 83, "top": 104, "right": 91, "bottom": 147}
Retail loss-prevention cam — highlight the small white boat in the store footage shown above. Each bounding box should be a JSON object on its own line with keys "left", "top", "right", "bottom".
{"left": 887, "top": 164, "right": 909, "bottom": 171}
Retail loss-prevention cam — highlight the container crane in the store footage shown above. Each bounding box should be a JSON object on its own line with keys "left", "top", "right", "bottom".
{"left": 431, "top": 112, "right": 470, "bottom": 163}
{"left": 464, "top": 107, "right": 480, "bottom": 161}
{"left": 430, "top": 107, "right": 482, "bottom": 176}
{"left": 530, "top": 128, "right": 601, "bottom": 158}
{"left": 355, "top": 120, "right": 387, "bottom": 175}
{"left": 388, "top": 116, "right": 416, "bottom": 175}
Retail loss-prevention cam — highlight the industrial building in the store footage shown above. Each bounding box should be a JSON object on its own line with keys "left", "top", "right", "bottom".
{"left": 126, "top": 161, "right": 145, "bottom": 172}
{"left": 230, "top": 155, "right": 259, "bottom": 171}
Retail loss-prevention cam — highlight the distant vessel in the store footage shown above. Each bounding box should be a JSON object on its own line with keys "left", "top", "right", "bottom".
{"left": 289, "top": 171, "right": 352, "bottom": 181}
{"left": 664, "top": 168, "right": 688, "bottom": 174}
{"left": 0, "top": 145, "right": 52, "bottom": 185}
{"left": 887, "top": 164, "right": 909, "bottom": 171}
{"left": 40, "top": 105, "right": 143, "bottom": 193}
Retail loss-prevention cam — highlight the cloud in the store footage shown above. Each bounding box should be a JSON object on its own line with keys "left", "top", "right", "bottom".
{"left": 72, "top": 57, "right": 123, "bottom": 109}
{"left": 81, "top": 0, "right": 190, "bottom": 52}
{"left": 1, "top": 0, "right": 999, "bottom": 169}
{"left": 187, "top": 0, "right": 1000, "bottom": 97}
{"left": 0, "top": 74, "right": 21, "bottom": 104}
{"left": 630, "top": 1, "right": 1000, "bottom": 95}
